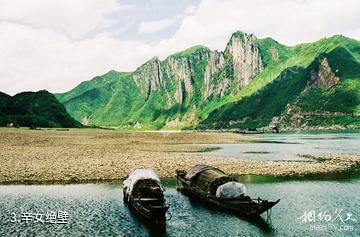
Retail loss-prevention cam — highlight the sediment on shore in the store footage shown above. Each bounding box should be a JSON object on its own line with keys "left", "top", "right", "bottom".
{"left": 0, "top": 129, "right": 359, "bottom": 184}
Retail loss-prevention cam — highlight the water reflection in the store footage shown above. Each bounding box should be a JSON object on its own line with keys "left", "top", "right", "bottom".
{"left": 124, "top": 204, "right": 168, "bottom": 237}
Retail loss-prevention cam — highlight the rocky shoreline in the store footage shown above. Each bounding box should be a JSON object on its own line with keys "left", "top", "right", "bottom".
{"left": 0, "top": 129, "right": 359, "bottom": 184}
{"left": 198, "top": 126, "right": 360, "bottom": 134}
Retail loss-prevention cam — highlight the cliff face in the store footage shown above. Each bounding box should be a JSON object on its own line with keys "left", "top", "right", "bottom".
{"left": 132, "top": 57, "right": 164, "bottom": 99}
{"left": 166, "top": 56, "right": 194, "bottom": 104}
{"left": 203, "top": 33, "right": 263, "bottom": 100}
{"left": 204, "top": 50, "right": 227, "bottom": 100}
{"left": 130, "top": 32, "right": 264, "bottom": 106}
{"left": 225, "top": 33, "right": 263, "bottom": 89}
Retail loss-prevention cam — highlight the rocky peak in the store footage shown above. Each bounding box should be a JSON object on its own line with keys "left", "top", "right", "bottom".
{"left": 225, "top": 32, "right": 263, "bottom": 89}
{"left": 310, "top": 57, "right": 340, "bottom": 89}
{"left": 203, "top": 32, "right": 263, "bottom": 100}
{"left": 132, "top": 57, "right": 164, "bottom": 96}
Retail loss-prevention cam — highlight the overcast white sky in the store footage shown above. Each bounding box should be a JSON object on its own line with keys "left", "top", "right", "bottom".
{"left": 0, "top": 0, "right": 359, "bottom": 95}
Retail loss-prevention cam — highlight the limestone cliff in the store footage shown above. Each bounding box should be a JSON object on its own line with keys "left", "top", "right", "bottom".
{"left": 225, "top": 32, "right": 263, "bottom": 90}
{"left": 204, "top": 50, "right": 228, "bottom": 100}
{"left": 165, "top": 56, "right": 194, "bottom": 104}
{"left": 130, "top": 32, "right": 264, "bottom": 108}
{"left": 204, "top": 32, "right": 263, "bottom": 100}
{"left": 132, "top": 57, "right": 164, "bottom": 99}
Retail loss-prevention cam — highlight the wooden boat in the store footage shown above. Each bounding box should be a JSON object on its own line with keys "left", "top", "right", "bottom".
{"left": 176, "top": 164, "right": 279, "bottom": 217}
{"left": 123, "top": 168, "right": 168, "bottom": 224}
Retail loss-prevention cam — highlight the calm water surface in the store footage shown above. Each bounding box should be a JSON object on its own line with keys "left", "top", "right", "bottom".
{"left": 0, "top": 174, "right": 359, "bottom": 237}
{"left": 200, "top": 131, "right": 360, "bottom": 160}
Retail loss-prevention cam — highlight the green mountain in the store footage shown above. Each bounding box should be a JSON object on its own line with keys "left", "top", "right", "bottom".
{"left": 0, "top": 90, "right": 82, "bottom": 128}
{"left": 56, "top": 32, "right": 360, "bottom": 130}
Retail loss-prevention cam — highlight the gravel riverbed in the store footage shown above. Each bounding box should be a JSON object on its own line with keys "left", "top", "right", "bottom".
{"left": 0, "top": 128, "right": 359, "bottom": 184}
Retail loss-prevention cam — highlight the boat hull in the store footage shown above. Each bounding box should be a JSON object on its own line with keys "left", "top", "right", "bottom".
{"left": 177, "top": 175, "right": 279, "bottom": 217}
{"left": 123, "top": 189, "right": 168, "bottom": 224}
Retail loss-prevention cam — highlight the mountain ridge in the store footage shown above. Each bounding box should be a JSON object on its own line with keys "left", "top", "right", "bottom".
{"left": 0, "top": 90, "right": 82, "bottom": 128}
{"left": 56, "top": 31, "right": 360, "bottom": 130}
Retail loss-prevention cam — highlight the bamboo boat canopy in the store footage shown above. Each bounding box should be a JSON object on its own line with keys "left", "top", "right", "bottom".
{"left": 186, "top": 164, "right": 236, "bottom": 195}
{"left": 185, "top": 164, "right": 225, "bottom": 180}
{"left": 123, "top": 168, "right": 163, "bottom": 195}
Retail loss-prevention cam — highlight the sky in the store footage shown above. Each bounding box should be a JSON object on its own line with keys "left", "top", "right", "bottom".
{"left": 0, "top": 0, "right": 359, "bottom": 95}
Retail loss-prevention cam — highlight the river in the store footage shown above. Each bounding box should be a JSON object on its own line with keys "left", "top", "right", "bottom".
{"left": 199, "top": 130, "right": 360, "bottom": 161}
